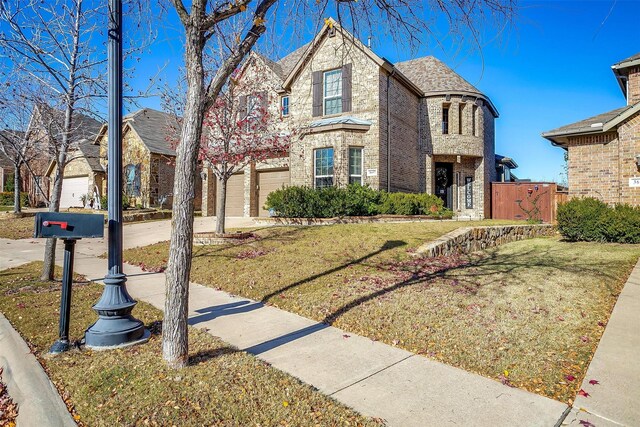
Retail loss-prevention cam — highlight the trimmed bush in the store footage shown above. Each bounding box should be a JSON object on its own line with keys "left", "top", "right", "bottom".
{"left": 557, "top": 198, "right": 640, "bottom": 243}
{"left": 264, "top": 184, "right": 450, "bottom": 218}
{"left": 0, "top": 192, "right": 29, "bottom": 207}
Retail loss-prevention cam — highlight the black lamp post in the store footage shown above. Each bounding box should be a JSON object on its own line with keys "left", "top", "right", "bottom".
{"left": 85, "top": 0, "right": 147, "bottom": 348}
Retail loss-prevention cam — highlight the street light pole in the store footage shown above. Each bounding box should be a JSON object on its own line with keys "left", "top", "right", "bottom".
{"left": 85, "top": 0, "right": 147, "bottom": 348}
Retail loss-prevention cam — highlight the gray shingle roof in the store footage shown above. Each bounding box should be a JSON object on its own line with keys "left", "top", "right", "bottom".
{"left": 36, "top": 104, "right": 103, "bottom": 144}
{"left": 276, "top": 43, "right": 311, "bottom": 80}
{"left": 542, "top": 106, "right": 632, "bottom": 138}
{"left": 254, "top": 52, "right": 284, "bottom": 80}
{"left": 77, "top": 140, "right": 103, "bottom": 172}
{"left": 612, "top": 52, "right": 640, "bottom": 69}
{"left": 124, "top": 108, "right": 180, "bottom": 156}
{"left": 395, "top": 56, "right": 481, "bottom": 95}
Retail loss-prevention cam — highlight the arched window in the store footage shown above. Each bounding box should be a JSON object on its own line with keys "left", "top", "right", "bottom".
{"left": 124, "top": 164, "right": 141, "bottom": 196}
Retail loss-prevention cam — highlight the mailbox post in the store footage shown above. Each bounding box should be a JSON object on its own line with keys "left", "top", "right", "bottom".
{"left": 34, "top": 213, "right": 104, "bottom": 354}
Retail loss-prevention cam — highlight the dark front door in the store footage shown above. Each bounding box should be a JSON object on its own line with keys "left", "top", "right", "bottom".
{"left": 435, "top": 162, "right": 453, "bottom": 209}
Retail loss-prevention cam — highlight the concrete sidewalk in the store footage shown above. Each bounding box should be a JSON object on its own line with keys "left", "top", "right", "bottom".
{"left": 561, "top": 259, "right": 640, "bottom": 427}
{"left": 0, "top": 235, "right": 568, "bottom": 426}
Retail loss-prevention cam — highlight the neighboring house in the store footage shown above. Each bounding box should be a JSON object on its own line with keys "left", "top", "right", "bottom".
{"left": 96, "top": 108, "right": 201, "bottom": 209}
{"left": 543, "top": 53, "right": 640, "bottom": 206}
{"left": 202, "top": 19, "right": 500, "bottom": 219}
{"left": 0, "top": 151, "right": 13, "bottom": 192}
{"left": 30, "top": 104, "right": 102, "bottom": 207}
{"left": 45, "top": 140, "right": 104, "bottom": 208}
{"left": 495, "top": 154, "right": 519, "bottom": 182}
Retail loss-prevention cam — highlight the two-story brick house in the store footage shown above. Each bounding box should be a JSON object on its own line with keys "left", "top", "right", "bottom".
{"left": 543, "top": 53, "right": 640, "bottom": 206}
{"left": 202, "top": 19, "right": 499, "bottom": 219}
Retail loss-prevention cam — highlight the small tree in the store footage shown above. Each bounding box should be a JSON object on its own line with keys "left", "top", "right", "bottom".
{"left": 200, "top": 70, "right": 290, "bottom": 234}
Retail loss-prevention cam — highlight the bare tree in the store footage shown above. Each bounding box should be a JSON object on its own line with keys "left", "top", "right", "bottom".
{"left": 0, "top": 0, "right": 154, "bottom": 280}
{"left": 163, "top": 0, "right": 516, "bottom": 368}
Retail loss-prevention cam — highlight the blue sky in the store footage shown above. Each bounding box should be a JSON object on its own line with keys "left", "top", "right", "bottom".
{"left": 129, "top": 0, "right": 640, "bottom": 183}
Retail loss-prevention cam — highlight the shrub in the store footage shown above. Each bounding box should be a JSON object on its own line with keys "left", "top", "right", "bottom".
{"left": 557, "top": 198, "right": 640, "bottom": 243}
{"left": 0, "top": 192, "right": 29, "bottom": 207}
{"left": 265, "top": 185, "right": 450, "bottom": 218}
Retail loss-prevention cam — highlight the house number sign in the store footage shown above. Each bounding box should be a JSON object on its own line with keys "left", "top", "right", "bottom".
{"left": 366, "top": 169, "right": 378, "bottom": 177}
{"left": 629, "top": 177, "right": 640, "bottom": 188}
{"left": 465, "top": 176, "right": 473, "bottom": 209}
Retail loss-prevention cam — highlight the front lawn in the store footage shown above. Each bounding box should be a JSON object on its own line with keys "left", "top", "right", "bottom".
{"left": 0, "top": 262, "right": 378, "bottom": 426}
{"left": 0, "top": 215, "right": 34, "bottom": 239}
{"left": 124, "top": 222, "right": 640, "bottom": 404}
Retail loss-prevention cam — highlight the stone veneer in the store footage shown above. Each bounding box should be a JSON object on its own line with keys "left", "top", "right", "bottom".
{"left": 415, "top": 224, "right": 556, "bottom": 257}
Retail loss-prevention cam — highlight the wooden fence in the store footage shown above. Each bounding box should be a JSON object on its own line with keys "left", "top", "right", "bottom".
{"left": 491, "top": 182, "right": 568, "bottom": 223}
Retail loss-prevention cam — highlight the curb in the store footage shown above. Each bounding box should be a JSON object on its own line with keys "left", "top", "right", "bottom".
{"left": 0, "top": 313, "right": 76, "bottom": 427}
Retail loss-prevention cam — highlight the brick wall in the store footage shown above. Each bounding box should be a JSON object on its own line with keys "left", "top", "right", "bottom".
{"left": 627, "top": 66, "right": 640, "bottom": 106}
{"left": 567, "top": 132, "right": 623, "bottom": 203}
{"left": 379, "top": 70, "right": 421, "bottom": 193}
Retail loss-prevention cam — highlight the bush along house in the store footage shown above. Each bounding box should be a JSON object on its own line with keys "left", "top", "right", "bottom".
{"left": 543, "top": 53, "right": 640, "bottom": 206}
{"left": 201, "top": 18, "right": 501, "bottom": 219}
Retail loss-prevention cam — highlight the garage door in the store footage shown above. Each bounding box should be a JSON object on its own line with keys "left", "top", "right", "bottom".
{"left": 223, "top": 173, "right": 245, "bottom": 216}
{"left": 60, "top": 176, "right": 89, "bottom": 208}
{"left": 257, "top": 169, "right": 290, "bottom": 217}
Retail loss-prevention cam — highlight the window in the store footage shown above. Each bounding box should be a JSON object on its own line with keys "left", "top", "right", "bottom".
{"left": 281, "top": 96, "right": 289, "bottom": 117}
{"left": 348, "top": 147, "right": 363, "bottom": 185}
{"left": 472, "top": 105, "right": 477, "bottom": 136}
{"left": 442, "top": 105, "right": 449, "bottom": 134}
{"left": 323, "top": 69, "right": 342, "bottom": 115}
{"left": 458, "top": 103, "right": 464, "bottom": 135}
{"left": 124, "top": 163, "right": 141, "bottom": 196}
{"left": 314, "top": 148, "right": 334, "bottom": 188}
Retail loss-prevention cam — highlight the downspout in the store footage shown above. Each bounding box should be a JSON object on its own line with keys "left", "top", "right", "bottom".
{"left": 387, "top": 69, "right": 395, "bottom": 192}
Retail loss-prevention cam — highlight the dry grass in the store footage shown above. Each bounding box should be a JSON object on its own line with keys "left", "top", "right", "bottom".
{"left": 124, "top": 222, "right": 640, "bottom": 403}
{"left": 0, "top": 216, "right": 34, "bottom": 239}
{"left": 0, "top": 262, "right": 379, "bottom": 426}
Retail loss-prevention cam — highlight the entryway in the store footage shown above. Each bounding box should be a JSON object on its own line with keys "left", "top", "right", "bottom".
{"left": 435, "top": 162, "right": 453, "bottom": 209}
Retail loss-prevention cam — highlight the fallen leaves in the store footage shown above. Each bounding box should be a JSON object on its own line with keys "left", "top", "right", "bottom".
{"left": 0, "top": 368, "right": 19, "bottom": 426}
{"left": 566, "top": 375, "right": 576, "bottom": 382}
{"left": 577, "top": 389, "right": 590, "bottom": 398}
{"left": 588, "top": 379, "right": 600, "bottom": 385}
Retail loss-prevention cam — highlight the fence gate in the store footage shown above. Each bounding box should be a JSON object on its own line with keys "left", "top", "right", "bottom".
{"left": 491, "top": 182, "right": 567, "bottom": 223}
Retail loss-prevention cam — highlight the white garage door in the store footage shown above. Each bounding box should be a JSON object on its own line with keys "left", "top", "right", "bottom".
{"left": 60, "top": 176, "right": 89, "bottom": 208}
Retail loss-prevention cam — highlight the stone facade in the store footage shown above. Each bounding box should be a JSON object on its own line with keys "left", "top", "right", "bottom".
{"left": 216, "top": 21, "right": 499, "bottom": 219}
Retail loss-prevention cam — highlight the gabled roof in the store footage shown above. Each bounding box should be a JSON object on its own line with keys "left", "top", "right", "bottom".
{"left": 541, "top": 103, "right": 640, "bottom": 147}
{"left": 124, "top": 108, "right": 180, "bottom": 156}
{"left": 77, "top": 140, "right": 103, "bottom": 172}
{"left": 612, "top": 52, "right": 640, "bottom": 99}
{"left": 33, "top": 104, "right": 102, "bottom": 145}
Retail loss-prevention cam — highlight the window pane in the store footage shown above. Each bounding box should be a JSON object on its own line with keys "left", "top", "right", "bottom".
{"left": 315, "top": 177, "right": 334, "bottom": 189}
{"left": 281, "top": 96, "right": 289, "bottom": 116}
{"left": 324, "top": 98, "right": 342, "bottom": 115}
{"left": 349, "top": 148, "right": 362, "bottom": 176}
{"left": 349, "top": 176, "right": 362, "bottom": 185}
{"left": 324, "top": 70, "right": 342, "bottom": 97}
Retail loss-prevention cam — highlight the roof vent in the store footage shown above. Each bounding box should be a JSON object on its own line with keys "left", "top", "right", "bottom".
{"left": 591, "top": 122, "right": 603, "bottom": 128}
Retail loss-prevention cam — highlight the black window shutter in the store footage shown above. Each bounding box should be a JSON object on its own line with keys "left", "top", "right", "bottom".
{"left": 312, "top": 71, "right": 323, "bottom": 117}
{"left": 258, "top": 91, "right": 268, "bottom": 110}
{"left": 342, "top": 63, "right": 352, "bottom": 113}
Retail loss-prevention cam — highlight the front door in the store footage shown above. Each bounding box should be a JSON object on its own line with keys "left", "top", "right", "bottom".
{"left": 435, "top": 162, "right": 453, "bottom": 209}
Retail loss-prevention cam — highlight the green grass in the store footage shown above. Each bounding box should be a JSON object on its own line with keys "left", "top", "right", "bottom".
{"left": 124, "top": 221, "right": 640, "bottom": 404}
{"left": 0, "top": 262, "right": 379, "bottom": 426}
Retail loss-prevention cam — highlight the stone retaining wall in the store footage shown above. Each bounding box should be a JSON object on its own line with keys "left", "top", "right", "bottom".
{"left": 415, "top": 224, "right": 556, "bottom": 258}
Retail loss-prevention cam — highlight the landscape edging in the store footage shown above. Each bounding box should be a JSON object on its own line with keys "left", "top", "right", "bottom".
{"left": 415, "top": 224, "right": 556, "bottom": 257}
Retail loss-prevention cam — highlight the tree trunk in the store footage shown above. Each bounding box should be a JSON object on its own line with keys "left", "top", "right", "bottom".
{"left": 162, "top": 25, "right": 206, "bottom": 369}
{"left": 215, "top": 177, "right": 226, "bottom": 235}
{"left": 13, "top": 162, "right": 21, "bottom": 214}
{"left": 41, "top": 159, "right": 65, "bottom": 281}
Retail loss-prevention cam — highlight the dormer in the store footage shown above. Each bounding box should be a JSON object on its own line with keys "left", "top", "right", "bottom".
{"left": 612, "top": 53, "right": 640, "bottom": 106}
